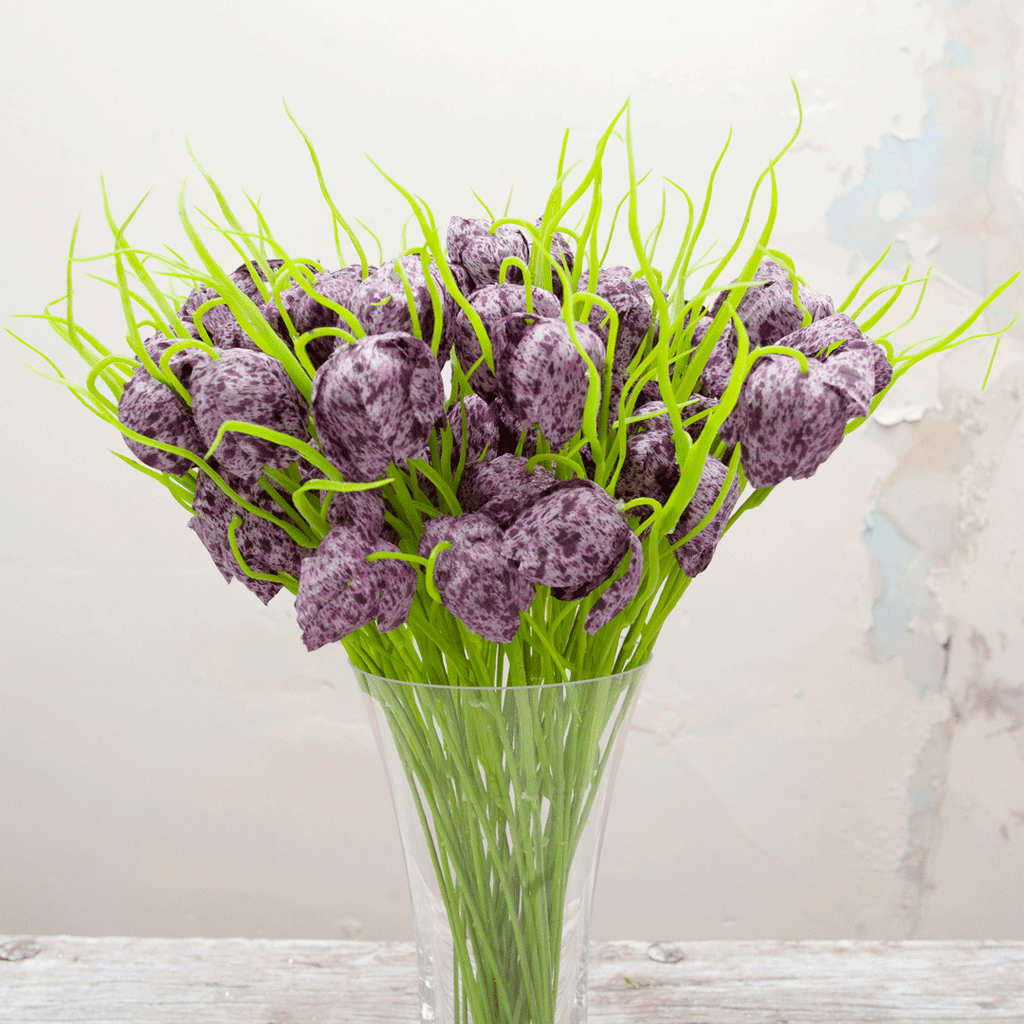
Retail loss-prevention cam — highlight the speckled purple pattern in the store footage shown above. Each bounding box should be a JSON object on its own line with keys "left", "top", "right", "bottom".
{"left": 373, "top": 539, "right": 417, "bottom": 632}
{"left": 350, "top": 257, "right": 456, "bottom": 365}
{"left": 190, "top": 348, "right": 310, "bottom": 481}
{"left": 118, "top": 366, "right": 204, "bottom": 474}
{"left": 669, "top": 456, "right": 741, "bottom": 577}
{"left": 773, "top": 312, "right": 863, "bottom": 357}
{"left": 263, "top": 264, "right": 367, "bottom": 367}
{"left": 323, "top": 486, "right": 386, "bottom": 540}
{"left": 446, "top": 217, "right": 530, "bottom": 292}
{"left": 311, "top": 331, "right": 445, "bottom": 482}
{"left": 449, "top": 283, "right": 562, "bottom": 400}
{"left": 188, "top": 513, "right": 280, "bottom": 604}
{"left": 230, "top": 258, "right": 287, "bottom": 303}
{"left": 722, "top": 354, "right": 852, "bottom": 487}
{"left": 501, "top": 479, "right": 635, "bottom": 603}
{"left": 495, "top": 316, "right": 606, "bottom": 448}
{"left": 189, "top": 470, "right": 303, "bottom": 595}
{"left": 456, "top": 454, "right": 557, "bottom": 529}
{"left": 585, "top": 530, "right": 643, "bottom": 633}
{"left": 577, "top": 266, "right": 653, "bottom": 368}
{"left": 702, "top": 258, "right": 837, "bottom": 397}
{"left": 447, "top": 393, "right": 500, "bottom": 464}
{"left": 295, "top": 525, "right": 383, "bottom": 649}
{"left": 179, "top": 287, "right": 260, "bottom": 351}
{"left": 418, "top": 513, "right": 533, "bottom": 643}
{"left": 615, "top": 428, "right": 679, "bottom": 504}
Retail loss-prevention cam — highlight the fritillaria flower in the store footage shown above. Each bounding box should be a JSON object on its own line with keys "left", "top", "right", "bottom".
{"left": 189, "top": 348, "right": 311, "bottom": 482}
{"left": 495, "top": 315, "right": 606, "bottom": 448}
{"left": 446, "top": 216, "right": 530, "bottom": 291}
{"left": 449, "top": 283, "right": 561, "bottom": 400}
{"left": 577, "top": 266, "right": 653, "bottom": 369}
{"left": 457, "top": 454, "right": 557, "bottom": 529}
{"left": 419, "top": 513, "right": 534, "bottom": 644}
{"left": 501, "top": 479, "right": 642, "bottom": 633}
{"left": 295, "top": 524, "right": 416, "bottom": 650}
{"left": 701, "top": 257, "right": 835, "bottom": 397}
{"left": 446, "top": 393, "right": 500, "bottom": 466}
{"left": 350, "top": 257, "right": 457, "bottom": 365}
{"left": 720, "top": 313, "right": 891, "bottom": 487}
{"left": 668, "top": 457, "right": 741, "bottom": 578}
{"left": 117, "top": 365, "right": 205, "bottom": 474}
{"left": 188, "top": 471, "right": 303, "bottom": 604}
{"left": 311, "top": 331, "right": 446, "bottom": 482}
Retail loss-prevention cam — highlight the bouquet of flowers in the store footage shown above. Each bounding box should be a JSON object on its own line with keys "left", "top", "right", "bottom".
{"left": 17, "top": 95, "right": 1016, "bottom": 1023}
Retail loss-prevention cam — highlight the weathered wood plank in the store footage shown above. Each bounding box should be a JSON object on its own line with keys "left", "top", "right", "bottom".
{"left": 0, "top": 937, "right": 1021, "bottom": 1023}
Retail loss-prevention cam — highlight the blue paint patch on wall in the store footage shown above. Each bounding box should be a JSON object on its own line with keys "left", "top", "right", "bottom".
{"left": 862, "top": 511, "right": 934, "bottom": 660}
{"left": 942, "top": 40, "right": 974, "bottom": 68}
{"left": 826, "top": 95, "right": 944, "bottom": 263}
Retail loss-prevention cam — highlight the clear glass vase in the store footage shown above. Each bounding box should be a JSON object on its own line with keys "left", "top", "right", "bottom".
{"left": 357, "top": 663, "right": 647, "bottom": 1024}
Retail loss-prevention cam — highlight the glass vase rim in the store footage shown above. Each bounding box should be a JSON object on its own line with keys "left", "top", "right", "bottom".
{"left": 349, "top": 659, "right": 651, "bottom": 692}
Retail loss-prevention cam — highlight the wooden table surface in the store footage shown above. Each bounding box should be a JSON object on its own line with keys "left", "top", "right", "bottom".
{"left": 1, "top": 936, "right": 1022, "bottom": 1023}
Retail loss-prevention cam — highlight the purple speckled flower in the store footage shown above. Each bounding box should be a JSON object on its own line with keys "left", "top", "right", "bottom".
{"left": 449, "top": 283, "right": 562, "bottom": 400}
{"left": 312, "top": 331, "right": 445, "bottom": 482}
{"left": 264, "top": 264, "right": 368, "bottom": 368}
{"left": 501, "top": 479, "right": 642, "bottom": 629}
{"left": 350, "top": 257, "right": 457, "bottom": 366}
{"left": 188, "top": 471, "right": 304, "bottom": 604}
{"left": 324, "top": 486, "right": 387, "bottom": 539}
{"left": 446, "top": 217, "right": 530, "bottom": 292}
{"left": 418, "top": 513, "right": 533, "bottom": 643}
{"left": 701, "top": 258, "right": 836, "bottom": 397}
{"left": 456, "top": 454, "right": 557, "bottom": 529}
{"left": 718, "top": 312, "right": 890, "bottom": 488}
{"left": 117, "top": 366, "right": 205, "bottom": 474}
{"left": 447, "top": 393, "right": 500, "bottom": 465}
{"left": 668, "top": 457, "right": 741, "bottom": 577}
{"left": 614, "top": 428, "right": 679, "bottom": 505}
{"left": 495, "top": 316, "right": 606, "bottom": 448}
{"left": 295, "top": 526, "right": 417, "bottom": 650}
{"left": 295, "top": 526, "right": 381, "bottom": 649}
{"left": 189, "top": 348, "right": 310, "bottom": 481}
{"left": 577, "top": 266, "right": 653, "bottom": 369}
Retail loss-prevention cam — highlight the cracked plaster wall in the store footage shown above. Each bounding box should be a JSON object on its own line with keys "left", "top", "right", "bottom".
{"left": 1, "top": 0, "right": 1022, "bottom": 941}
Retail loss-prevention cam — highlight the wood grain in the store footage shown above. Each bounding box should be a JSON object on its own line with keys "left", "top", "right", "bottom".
{"left": 0, "top": 937, "right": 1021, "bottom": 1023}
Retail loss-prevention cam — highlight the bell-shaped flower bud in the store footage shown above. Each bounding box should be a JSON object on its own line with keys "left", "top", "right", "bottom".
{"left": 295, "top": 525, "right": 382, "bottom": 649}
{"left": 447, "top": 393, "right": 500, "bottom": 466}
{"left": 189, "top": 348, "right": 310, "bottom": 482}
{"left": 117, "top": 365, "right": 205, "bottom": 474}
{"left": 669, "top": 456, "right": 741, "bottom": 577}
{"left": 264, "top": 264, "right": 368, "bottom": 369}
{"left": 701, "top": 258, "right": 836, "bottom": 397}
{"left": 350, "top": 257, "right": 456, "bottom": 366}
{"left": 446, "top": 217, "right": 530, "bottom": 292}
{"left": 449, "top": 283, "right": 561, "bottom": 400}
{"left": 419, "top": 513, "right": 533, "bottom": 644}
{"left": 577, "top": 266, "right": 653, "bottom": 370}
{"left": 311, "top": 331, "right": 445, "bottom": 482}
{"left": 495, "top": 316, "right": 606, "bottom": 448}
{"left": 188, "top": 471, "right": 303, "bottom": 604}
{"left": 614, "top": 428, "right": 679, "bottom": 505}
{"left": 501, "top": 480, "right": 642, "bottom": 628}
{"left": 456, "top": 454, "right": 557, "bottom": 529}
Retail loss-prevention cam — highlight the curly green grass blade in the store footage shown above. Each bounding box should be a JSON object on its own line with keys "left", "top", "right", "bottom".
{"left": 835, "top": 242, "right": 893, "bottom": 313}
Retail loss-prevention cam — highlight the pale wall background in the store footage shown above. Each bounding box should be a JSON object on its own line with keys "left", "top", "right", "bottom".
{"left": 1, "top": 0, "right": 1022, "bottom": 941}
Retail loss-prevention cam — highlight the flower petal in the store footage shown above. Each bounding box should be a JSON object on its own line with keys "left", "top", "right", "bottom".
{"left": 585, "top": 530, "right": 643, "bottom": 633}
{"left": 495, "top": 316, "right": 606, "bottom": 448}
{"left": 118, "top": 366, "right": 204, "bottom": 474}
{"left": 669, "top": 456, "right": 741, "bottom": 577}
{"left": 501, "top": 479, "right": 631, "bottom": 597}
{"left": 456, "top": 454, "right": 557, "bottom": 529}
{"left": 190, "top": 348, "right": 310, "bottom": 481}
{"left": 295, "top": 526, "right": 381, "bottom": 650}
{"left": 312, "top": 331, "right": 445, "bottom": 481}
{"left": 373, "top": 540, "right": 418, "bottom": 632}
